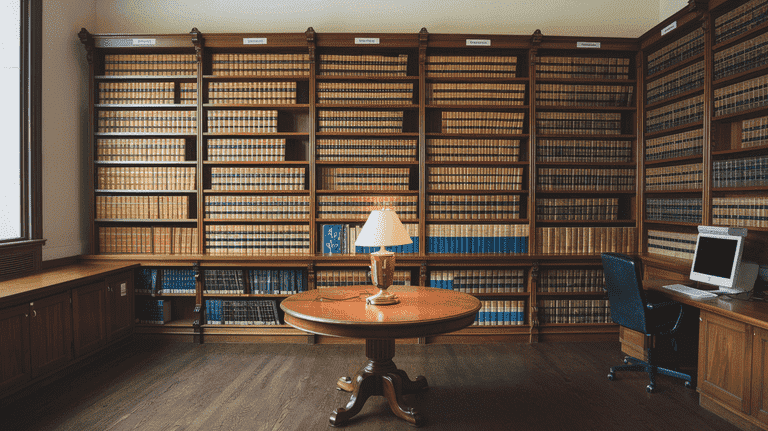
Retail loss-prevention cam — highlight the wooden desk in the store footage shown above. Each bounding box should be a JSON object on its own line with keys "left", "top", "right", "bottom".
{"left": 280, "top": 285, "right": 481, "bottom": 427}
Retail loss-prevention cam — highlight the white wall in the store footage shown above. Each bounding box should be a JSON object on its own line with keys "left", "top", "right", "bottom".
{"left": 660, "top": 0, "right": 689, "bottom": 23}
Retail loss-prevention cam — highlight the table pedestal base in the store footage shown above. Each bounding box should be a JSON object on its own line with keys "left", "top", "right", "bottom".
{"left": 330, "top": 339, "right": 428, "bottom": 427}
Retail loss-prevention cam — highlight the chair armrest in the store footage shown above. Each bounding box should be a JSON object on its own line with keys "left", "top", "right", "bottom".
{"left": 646, "top": 301, "right": 678, "bottom": 310}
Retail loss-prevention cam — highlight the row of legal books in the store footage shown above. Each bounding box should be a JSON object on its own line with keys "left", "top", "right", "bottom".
{"left": 210, "top": 167, "right": 306, "bottom": 190}
{"left": 207, "top": 138, "right": 286, "bottom": 161}
{"left": 646, "top": 27, "right": 704, "bottom": 77}
{"left": 318, "top": 195, "right": 418, "bottom": 220}
{"left": 318, "top": 54, "right": 408, "bottom": 76}
{"left": 211, "top": 53, "right": 311, "bottom": 76}
{"left": 316, "top": 138, "right": 417, "bottom": 161}
{"left": 429, "top": 269, "right": 526, "bottom": 293}
{"left": 319, "top": 167, "right": 409, "bottom": 190}
{"left": 96, "top": 166, "right": 196, "bottom": 190}
{"left": 137, "top": 299, "right": 172, "bottom": 324}
{"left": 204, "top": 195, "right": 310, "bottom": 220}
{"left": 207, "top": 110, "right": 277, "bottom": 133}
{"left": 441, "top": 111, "right": 524, "bottom": 135}
{"left": 426, "top": 55, "right": 516, "bottom": 78}
{"left": 714, "top": 31, "right": 768, "bottom": 81}
{"left": 645, "top": 198, "right": 702, "bottom": 224}
{"left": 204, "top": 269, "right": 244, "bottom": 294}
{"left": 534, "top": 56, "right": 630, "bottom": 80}
{"left": 537, "top": 168, "right": 635, "bottom": 191}
{"left": 535, "top": 227, "right": 637, "bottom": 255}
{"left": 713, "top": 197, "right": 768, "bottom": 228}
{"left": 535, "top": 198, "right": 619, "bottom": 221}
{"left": 204, "top": 225, "right": 310, "bottom": 255}
{"left": 713, "top": 155, "right": 768, "bottom": 188}
{"left": 538, "top": 299, "right": 611, "bottom": 324}
{"left": 742, "top": 115, "right": 768, "bottom": 148}
{"left": 645, "top": 95, "right": 704, "bottom": 134}
{"left": 96, "top": 138, "right": 187, "bottom": 161}
{"left": 426, "top": 83, "right": 526, "bottom": 105}
{"left": 646, "top": 61, "right": 704, "bottom": 106}
{"left": 204, "top": 299, "right": 281, "bottom": 325}
{"left": 316, "top": 269, "right": 411, "bottom": 288}
{"left": 645, "top": 162, "right": 703, "bottom": 191}
{"left": 427, "top": 138, "right": 520, "bottom": 161}
{"left": 223, "top": 269, "right": 307, "bottom": 294}
{"left": 136, "top": 268, "right": 196, "bottom": 294}
{"left": 99, "top": 226, "right": 199, "bottom": 254}
{"left": 714, "top": 0, "right": 768, "bottom": 45}
{"left": 98, "top": 82, "right": 197, "bottom": 105}
{"left": 322, "top": 224, "right": 419, "bottom": 254}
{"left": 318, "top": 110, "right": 404, "bottom": 133}
{"left": 207, "top": 82, "right": 297, "bottom": 105}
{"left": 474, "top": 301, "right": 526, "bottom": 326}
{"left": 535, "top": 112, "right": 622, "bottom": 135}
{"left": 644, "top": 129, "right": 703, "bottom": 161}
{"left": 428, "top": 195, "right": 521, "bottom": 220}
{"left": 96, "top": 195, "right": 189, "bottom": 219}
{"left": 647, "top": 230, "right": 696, "bottom": 260}
{"left": 103, "top": 54, "right": 196, "bottom": 76}
{"left": 534, "top": 84, "right": 634, "bottom": 107}
{"left": 427, "top": 167, "right": 524, "bottom": 190}
{"left": 425, "top": 224, "right": 529, "bottom": 254}
{"left": 536, "top": 139, "right": 632, "bottom": 163}
{"left": 97, "top": 111, "right": 197, "bottom": 134}
{"left": 317, "top": 82, "right": 413, "bottom": 105}
{"left": 538, "top": 269, "right": 605, "bottom": 293}
{"left": 714, "top": 73, "right": 768, "bottom": 117}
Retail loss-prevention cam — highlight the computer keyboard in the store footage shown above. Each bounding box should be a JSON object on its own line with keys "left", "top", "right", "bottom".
{"left": 661, "top": 284, "right": 718, "bottom": 299}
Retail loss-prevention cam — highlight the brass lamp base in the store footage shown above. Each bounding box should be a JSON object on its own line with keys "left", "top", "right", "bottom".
{"left": 367, "top": 248, "right": 399, "bottom": 305}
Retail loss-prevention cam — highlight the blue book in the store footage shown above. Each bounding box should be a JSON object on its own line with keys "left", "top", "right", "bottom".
{"left": 322, "top": 224, "right": 343, "bottom": 254}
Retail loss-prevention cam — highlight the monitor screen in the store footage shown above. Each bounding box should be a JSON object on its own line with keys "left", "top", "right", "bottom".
{"left": 691, "top": 236, "right": 739, "bottom": 279}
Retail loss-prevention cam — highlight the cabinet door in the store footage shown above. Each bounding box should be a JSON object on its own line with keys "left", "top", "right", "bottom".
{"left": 106, "top": 271, "right": 134, "bottom": 341}
{"left": 0, "top": 304, "right": 31, "bottom": 393}
{"left": 72, "top": 281, "right": 107, "bottom": 357}
{"left": 29, "top": 292, "right": 73, "bottom": 378}
{"left": 698, "top": 311, "right": 751, "bottom": 414}
{"left": 752, "top": 327, "right": 768, "bottom": 425}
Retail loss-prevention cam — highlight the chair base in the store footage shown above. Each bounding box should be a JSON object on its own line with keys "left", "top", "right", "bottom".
{"left": 608, "top": 355, "right": 695, "bottom": 393}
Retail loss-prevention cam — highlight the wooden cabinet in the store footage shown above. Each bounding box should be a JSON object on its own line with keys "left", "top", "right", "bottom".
{"left": 72, "top": 281, "right": 107, "bottom": 357}
{"left": 28, "top": 292, "right": 73, "bottom": 377}
{"left": 105, "top": 271, "right": 134, "bottom": 340}
{"left": 0, "top": 304, "right": 31, "bottom": 394}
{"left": 752, "top": 326, "right": 768, "bottom": 425}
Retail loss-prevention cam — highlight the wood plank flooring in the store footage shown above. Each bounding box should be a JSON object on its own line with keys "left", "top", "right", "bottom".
{"left": 1, "top": 339, "right": 742, "bottom": 430}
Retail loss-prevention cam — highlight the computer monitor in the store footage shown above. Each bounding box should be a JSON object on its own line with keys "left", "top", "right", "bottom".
{"left": 689, "top": 226, "right": 759, "bottom": 294}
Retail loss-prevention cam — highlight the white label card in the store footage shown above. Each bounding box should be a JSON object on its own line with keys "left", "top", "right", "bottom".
{"left": 576, "top": 41, "right": 601, "bottom": 49}
{"left": 355, "top": 37, "right": 380, "bottom": 44}
{"left": 243, "top": 37, "right": 267, "bottom": 45}
{"left": 132, "top": 39, "right": 156, "bottom": 46}
{"left": 120, "top": 283, "right": 127, "bottom": 296}
{"left": 661, "top": 21, "right": 677, "bottom": 36}
{"left": 466, "top": 39, "right": 491, "bottom": 46}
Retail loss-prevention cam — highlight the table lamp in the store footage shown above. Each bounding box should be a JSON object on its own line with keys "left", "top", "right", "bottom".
{"left": 354, "top": 208, "right": 413, "bottom": 305}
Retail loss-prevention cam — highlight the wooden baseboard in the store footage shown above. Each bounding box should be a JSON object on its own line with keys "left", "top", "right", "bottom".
{"left": 700, "top": 392, "right": 767, "bottom": 431}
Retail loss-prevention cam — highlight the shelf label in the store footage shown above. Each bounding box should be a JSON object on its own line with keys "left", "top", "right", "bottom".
{"left": 355, "top": 37, "right": 380, "bottom": 45}
{"left": 576, "top": 41, "right": 601, "bottom": 49}
{"left": 661, "top": 21, "right": 677, "bottom": 36}
{"left": 120, "top": 282, "right": 127, "bottom": 296}
{"left": 243, "top": 37, "right": 267, "bottom": 45}
{"left": 466, "top": 39, "right": 491, "bottom": 46}
{"left": 132, "top": 38, "right": 156, "bottom": 46}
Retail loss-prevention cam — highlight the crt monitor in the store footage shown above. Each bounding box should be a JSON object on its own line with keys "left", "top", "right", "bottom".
{"left": 689, "top": 228, "right": 759, "bottom": 294}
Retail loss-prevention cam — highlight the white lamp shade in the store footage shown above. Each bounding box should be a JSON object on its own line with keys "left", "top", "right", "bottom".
{"left": 354, "top": 208, "right": 413, "bottom": 247}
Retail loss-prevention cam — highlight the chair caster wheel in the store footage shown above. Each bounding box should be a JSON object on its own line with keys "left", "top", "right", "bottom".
{"left": 623, "top": 358, "right": 629, "bottom": 364}
{"left": 646, "top": 384, "right": 654, "bottom": 393}
{"left": 684, "top": 381, "right": 693, "bottom": 389}
{"left": 607, "top": 373, "right": 615, "bottom": 381}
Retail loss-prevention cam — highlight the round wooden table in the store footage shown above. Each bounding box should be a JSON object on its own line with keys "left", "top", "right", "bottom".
{"left": 280, "top": 284, "right": 481, "bottom": 427}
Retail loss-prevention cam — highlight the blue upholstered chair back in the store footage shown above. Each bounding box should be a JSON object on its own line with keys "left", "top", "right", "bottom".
{"left": 601, "top": 252, "right": 648, "bottom": 334}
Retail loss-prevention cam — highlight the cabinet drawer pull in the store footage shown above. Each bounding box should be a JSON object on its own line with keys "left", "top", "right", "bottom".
{"left": 32, "top": 310, "right": 37, "bottom": 317}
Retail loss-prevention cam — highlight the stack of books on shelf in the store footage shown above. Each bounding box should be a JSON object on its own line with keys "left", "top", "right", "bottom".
{"left": 96, "top": 138, "right": 187, "bottom": 161}
{"left": 646, "top": 61, "right": 704, "bottom": 106}
{"left": 317, "top": 82, "right": 413, "bottom": 104}
{"left": 210, "top": 167, "right": 306, "bottom": 190}
{"left": 647, "top": 230, "right": 697, "bottom": 259}
{"left": 535, "top": 84, "right": 634, "bottom": 107}
{"left": 536, "top": 198, "right": 618, "bottom": 221}
{"left": 427, "top": 138, "right": 520, "bottom": 161}
{"left": 97, "top": 166, "right": 196, "bottom": 190}
{"left": 474, "top": 301, "right": 526, "bottom": 326}
{"left": 180, "top": 83, "right": 197, "bottom": 104}
{"left": 537, "top": 167, "right": 634, "bottom": 191}
{"left": 316, "top": 269, "right": 411, "bottom": 288}
{"left": 539, "top": 299, "right": 611, "bottom": 324}
{"left": 712, "top": 197, "right": 768, "bottom": 228}
{"left": 428, "top": 166, "right": 523, "bottom": 190}
{"left": 137, "top": 299, "right": 172, "bottom": 324}
{"left": 429, "top": 269, "right": 525, "bottom": 292}
{"left": 645, "top": 162, "right": 703, "bottom": 191}
{"left": 426, "top": 55, "right": 517, "bottom": 78}
{"left": 538, "top": 268, "right": 605, "bottom": 292}
{"left": 442, "top": 112, "right": 524, "bottom": 134}
{"left": 207, "top": 138, "right": 286, "bottom": 161}
{"left": 136, "top": 268, "right": 159, "bottom": 294}
{"left": 319, "top": 167, "right": 409, "bottom": 190}
{"left": 205, "top": 299, "right": 281, "bottom": 325}
{"left": 204, "top": 269, "right": 245, "bottom": 294}
{"left": 317, "top": 195, "right": 417, "bottom": 220}
{"left": 317, "top": 110, "right": 404, "bottom": 133}
{"left": 205, "top": 195, "right": 310, "bottom": 220}
{"left": 644, "top": 129, "right": 703, "bottom": 161}
{"left": 645, "top": 197, "right": 702, "bottom": 223}
{"left": 714, "top": 0, "right": 768, "bottom": 45}
{"left": 207, "top": 110, "right": 278, "bottom": 133}
{"left": 714, "top": 74, "right": 768, "bottom": 116}
{"left": 646, "top": 28, "right": 704, "bottom": 76}
{"left": 318, "top": 54, "right": 408, "bottom": 76}
{"left": 96, "top": 195, "right": 189, "bottom": 219}
{"left": 535, "top": 227, "right": 637, "bottom": 255}
{"left": 742, "top": 115, "right": 768, "bottom": 148}
{"left": 536, "top": 112, "right": 622, "bottom": 135}
{"left": 535, "top": 56, "right": 630, "bottom": 80}
{"left": 248, "top": 269, "right": 306, "bottom": 294}
{"left": 97, "top": 111, "right": 197, "bottom": 134}
{"left": 426, "top": 224, "right": 529, "bottom": 254}
{"left": 162, "top": 269, "right": 197, "bottom": 293}
{"left": 103, "top": 54, "right": 196, "bottom": 76}
{"left": 99, "top": 226, "right": 198, "bottom": 254}
{"left": 316, "top": 138, "right": 417, "bottom": 161}
{"left": 713, "top": 155, "right": 768, "bottom": 187}
{"left": 207, "top": 82, "right": 297, "bottom": 105}
{"left": 714, "top": 32, "right": 768, "bottom": 80}
{"left": 537, "top": 139, "right": 632, "bottom": 162}
{"left": 428, "top": 195, "right": 521, "bottom": 220}
{"left": 322, "top": 223, "right": 418, "bottom": 254}
{"left": 98, "top": 82, "right": 175, "bottom": 104}
{"left": 204, "top": 224, "right": 310, "bottom": 255}
{"left": 426, "top": 83, "right": 526, "bottom": 105}
{"left": 211, "top": 53, "right": 311, "bottom": 76}
{"left": 645, "top": 95, "right": 704, "bottom": 133}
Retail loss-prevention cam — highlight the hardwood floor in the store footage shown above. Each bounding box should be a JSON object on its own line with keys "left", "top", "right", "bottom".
{"left": 1, "top": 338, "right": 742, "bottom": 431}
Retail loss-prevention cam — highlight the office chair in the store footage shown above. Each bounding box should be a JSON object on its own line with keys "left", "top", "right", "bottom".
{"left": 600, "top": 252, "right": 695, "bottom": 393}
